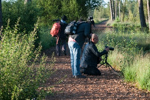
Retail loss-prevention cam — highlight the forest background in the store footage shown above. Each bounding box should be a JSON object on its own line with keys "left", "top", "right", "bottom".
{"left": 0, "top": 0, "right": 150, "bottom": 100}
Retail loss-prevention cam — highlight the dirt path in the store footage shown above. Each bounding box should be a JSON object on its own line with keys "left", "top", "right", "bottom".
{"left": 44, "top": 21, "right": 150, "bottom": 100}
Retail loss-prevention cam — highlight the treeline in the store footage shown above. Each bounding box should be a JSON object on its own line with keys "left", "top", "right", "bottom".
{"left": 1, "top": 0, "right": 102, "bottom": 33}
{"left": 94, "top": 0, "right": 139, "bottom": 22}
{"left": 2, "top": 0, "right": 150, "bottom": 30}
{"left": 0, "top": 0, "right": 103, "bottom": 50}
{"left": 94, "top": 0, "right": 150, "bottom": 30}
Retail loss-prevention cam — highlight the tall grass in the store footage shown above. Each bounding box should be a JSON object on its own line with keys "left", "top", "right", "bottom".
{"left": 0, "top": 21, "right": 55, "bottom": 99}
{"left": 124, "top": 54, "right": 150, "bottom": 90}
{"left": 97, "top": 29, "right": 150, "bottom": 91}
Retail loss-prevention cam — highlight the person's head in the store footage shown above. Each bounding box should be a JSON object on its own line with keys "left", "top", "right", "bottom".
{"left": 87, "top": 16, "right": 95, "bottom": 27}
{"left": 62, "top": 15, "right": 67, "bottom": 21}
{"left": 88, "top": 16, "right": 93, "bottom": 21}
{"left": 91, "top": 33, "right": 99, "bottom": 44}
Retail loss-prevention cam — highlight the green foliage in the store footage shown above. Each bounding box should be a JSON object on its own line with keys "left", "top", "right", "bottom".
{"left": 37, "top": 0, "right": 62, "bottom": 26}
{"left": 123, "top": 66, "right": 136, "bottom": 82}
{"left": 2, "top": 0, "right": 102, "bottom": 28}
{"left": 122, "top": 0, "right": 139, "bottom": 22}
{"left": 2, "top": 0, "right": 39, "bottom": 33}
{"left": 37, "top": 0, "right": 90, "bottom": 25}
{"left": 61, "top": 0, "right": 87, "bottom": 21}
{"left": 115, "top": 16, "right": 121, "bottom": 22}
{"left": 2, "top": 0, "right": 104, "bottom": 51}
{"left": 93, "top": 5, "right": 109, "bottom": 20}
{"left": 112, "top": 22, "right": 142, "bottom": 32}
{"left": 38, "top": 26, "right": 56, "bottom": 50}
{"left": 97, "top": 27, "right": 150, "bottom": 91}
{"left": 0, "top": 22, "right": 55, "bottom": 100}
{"left": 123, "top": 55, "right": 150, "bottom": 90}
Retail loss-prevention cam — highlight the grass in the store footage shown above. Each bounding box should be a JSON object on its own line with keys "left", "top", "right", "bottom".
{"left": 96, "top": 26, "right": 150, "bottom": 91}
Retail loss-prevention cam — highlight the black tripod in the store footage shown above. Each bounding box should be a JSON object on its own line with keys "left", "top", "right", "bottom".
{"left": 99, "top": 53, "right": 116, "bottom": 70}
{"left": 98, "top": 53, "right": 122, "bottom": 76}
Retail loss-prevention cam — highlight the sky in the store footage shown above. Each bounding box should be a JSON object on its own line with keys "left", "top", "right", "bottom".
{"left": 104, "top": 0, "right": 109, "bottom": 3}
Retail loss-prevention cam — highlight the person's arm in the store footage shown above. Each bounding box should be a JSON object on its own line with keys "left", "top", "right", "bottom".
{"left": 84, "top": 23, "right": 91, "bottom": 39}
{"left": 89, "top": 44, "right": 107, "bottom": 57}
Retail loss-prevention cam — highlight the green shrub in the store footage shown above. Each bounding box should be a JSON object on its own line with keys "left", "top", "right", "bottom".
{"left": 2, "top": 0, "right": 39, "bottom": 33}
{"left": 112, "top": 22, "right": 142, "bottom": 33}
{"left": 38, "top": 26, "right": 56, "bottom": 50}
{"left": 97, "top": 29, "right": 150, "bottom": 91}
{"left": 132, "top": 55, "right": 150, "bottom": 90}
{"left": 0, "top": 23, "right": 55, "bottom": 100}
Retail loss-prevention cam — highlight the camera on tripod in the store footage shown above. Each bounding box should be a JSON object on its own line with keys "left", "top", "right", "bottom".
{"left": 105, "top": 46, "right": 114, "bottom": 51}
{"left": 98, "top": 46, "right": 117, "bottom": 73}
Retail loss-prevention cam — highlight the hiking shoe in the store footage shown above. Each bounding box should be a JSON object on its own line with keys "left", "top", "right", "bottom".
{"left": 74, "top": 75, "right": 86, "bottom": 78}
{"left": 63, "top": 50, "right": 67, "bottom": 56}
{"left": 80, "top": 68, "right": 85, "bottom": 73}
{"left": 56, "top": 53, "right": 60, "bottom": 56}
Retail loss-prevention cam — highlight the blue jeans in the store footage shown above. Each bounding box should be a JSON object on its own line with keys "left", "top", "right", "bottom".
{"left": 68, "top": 41, "right": 81, "bottom": 76}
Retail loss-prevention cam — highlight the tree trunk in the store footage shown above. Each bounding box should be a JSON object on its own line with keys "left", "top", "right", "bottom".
{"left": 122, "top": 0, "right": 126, "bottom": 22}
{"left": 138, "top": 0, "right": 147, "bottom": 28}
{"left": 147, "top": 0, "right": 150, "bottom": 30}
{"left": 119, "top": 0, "right": 121, "bottom": 20}
{"left": 0, "top": 0, "right": 2, "bottom": 29}
{"left": 112, "top": 0, "right": 115, "bottom": 19}
{"left": 110, "top": 0, "right": 115, "bottom": 20}
{"left": 115, "top": 0, "right": 117, "bottom": 19}
{"left": 110, "top": 0, "right": 113, "bottom": 20}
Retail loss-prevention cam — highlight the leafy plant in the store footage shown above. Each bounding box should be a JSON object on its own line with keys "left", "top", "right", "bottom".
{"left": 97, "top": 27, "right": 150, "bottom": 91}
{"left": 0, "top": 21, "right": 55, "bottom": 100}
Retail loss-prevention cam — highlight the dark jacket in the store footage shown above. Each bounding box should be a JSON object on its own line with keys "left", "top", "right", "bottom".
{"left": 81, "top": 42, "right": 108, "bottom": 68}
{"left": 70, "top": 22, "right": 91, "bottom": 48}
{"left": 59, "top": 21, "right": 68, "bottom": 39}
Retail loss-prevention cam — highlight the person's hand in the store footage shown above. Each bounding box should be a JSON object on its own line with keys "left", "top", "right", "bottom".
{"left": 99, "top": 57, "right": 102, "bottom": 61}
{"left": 105, "top": 47, "right": 109, "bottom": 52}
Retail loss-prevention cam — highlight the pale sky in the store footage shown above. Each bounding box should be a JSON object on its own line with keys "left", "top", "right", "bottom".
{"left": 104, "top": 0, "right": 109, "bottom": 3}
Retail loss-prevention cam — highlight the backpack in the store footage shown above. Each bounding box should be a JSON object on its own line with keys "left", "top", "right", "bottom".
{"left": 65, "top": 21, "right": 81, "bottom": 35}
{"left": 50, "top": 22, "right": 61, "bottom": 37}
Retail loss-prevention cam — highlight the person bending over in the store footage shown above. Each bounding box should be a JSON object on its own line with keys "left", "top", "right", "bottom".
{"left": 80, "top": 34, "right": 109, "bottom": 75}
{"left": 68, "top": 19, "right": 91, "bottom": 78}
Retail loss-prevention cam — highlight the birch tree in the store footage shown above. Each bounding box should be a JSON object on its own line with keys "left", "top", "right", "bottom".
{"left": 147, "top": 0, "right": 150, "bottom": 30}
{"left": 119, "top": 0, "right": 121, "bottom": 19}
{"left": 115, "top": 0, "right": 117, "bottom": 19}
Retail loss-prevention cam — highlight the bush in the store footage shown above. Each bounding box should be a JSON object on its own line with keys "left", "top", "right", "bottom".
{"left": 38, "top": 26, "right": 56, "bottom": 50}
{"left": 97, "top": 30, "right": 150, "bottom": 91}
{"left": 0, "top": 22, "right": 55, "bottom": 99}
{"left": 2, "top": 0, "right": 39, "bottom": 34}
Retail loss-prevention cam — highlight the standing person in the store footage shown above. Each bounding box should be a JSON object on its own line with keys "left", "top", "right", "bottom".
{"left": 80, "top": 34, "right": 109, "bottom": 75}
{"left": 56, "top": 15, "right": 68, "bottom": 56}
{"left": 68, "top": 19, "right": 92, "bottom": 78}
{"left": 80, "top": 16, "right": 95, "bottom": 67}
{"left": 88, "top": 16, "right": 95, "bottom": 28}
